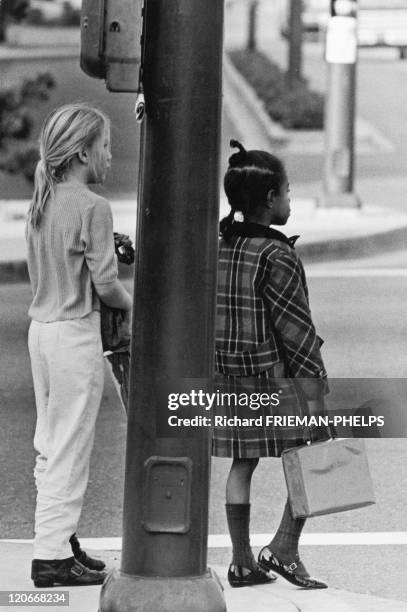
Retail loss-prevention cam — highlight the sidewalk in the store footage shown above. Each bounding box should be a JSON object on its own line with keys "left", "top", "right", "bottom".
{"left": 2, "top": 191, "right": 407, "bottom": 282}
{"left": 1, "top": 541, "right": 406, "bottom": 612}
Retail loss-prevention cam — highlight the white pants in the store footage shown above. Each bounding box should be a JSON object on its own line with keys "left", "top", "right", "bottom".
{"left": 28, "top": 311, "right": 104, "bottom": 560}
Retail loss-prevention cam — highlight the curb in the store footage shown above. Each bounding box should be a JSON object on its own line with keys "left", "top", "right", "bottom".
{"left": 212, "top": 566, "right": 357, "bottom": 612}
{"left": 223, "top": 53, "right": 288, "bottom": 150}
{"left": 0, "top": 260, "right": 133, "bottom": 285}
{"left": 4, "top": 223, "right": 407, "bottom": 283}
{"left": 3, "top": 199, "right": 407, "bottom": 281}
{"left": 1, "top": 542, "right": 406, "bottom": 612}
{"left": 0, "top": 261, "right": 29, "bottom": 284}
{"left": 0, "top": 45, "right": 78, "bottom": 62}
{"left": 295, "top": 222, "right": 407, "bottom": 263}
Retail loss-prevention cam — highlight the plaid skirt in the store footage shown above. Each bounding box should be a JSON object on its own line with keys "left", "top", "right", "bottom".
{"left": 211, "top": 363, "right": 327, "bottom": 458}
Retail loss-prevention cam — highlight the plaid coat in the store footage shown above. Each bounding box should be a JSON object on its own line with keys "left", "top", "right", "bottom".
{"left": 212, "top": 222, "right": 329, "bottom": 458}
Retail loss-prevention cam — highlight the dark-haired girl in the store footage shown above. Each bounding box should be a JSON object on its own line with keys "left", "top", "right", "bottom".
{"left": 213, "top": 140, "right": 329, "bottom": 589}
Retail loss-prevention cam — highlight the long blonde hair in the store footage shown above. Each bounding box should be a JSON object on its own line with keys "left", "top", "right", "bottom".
{"left": 28, "top": 103, "right": 109, "bottom": 228}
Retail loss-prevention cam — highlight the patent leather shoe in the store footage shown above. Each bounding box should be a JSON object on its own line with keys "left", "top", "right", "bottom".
{"left": 31, "top": 557, "right": 107, "bottom": 588}
{"left": 258, "top": 546, "right": 327, "bottom": 589}
{"left": 227, "top": 563, "right": 277, "bottom": 588}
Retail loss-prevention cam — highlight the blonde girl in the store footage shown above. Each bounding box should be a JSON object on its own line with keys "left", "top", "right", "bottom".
{"left": 26, "top": 103, "right": 132, "bottom": 588}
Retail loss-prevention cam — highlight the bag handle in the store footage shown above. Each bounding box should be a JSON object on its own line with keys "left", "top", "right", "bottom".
{"left": 303, "top": 420, "right": 337, "bottom": 445}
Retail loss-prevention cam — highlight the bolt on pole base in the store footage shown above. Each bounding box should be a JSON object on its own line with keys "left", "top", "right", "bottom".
{"left": 318, "top": 192, "right": 361, "bottom": 208}
{"left": 99, "top": 568, "right": 227, "bottom": 612}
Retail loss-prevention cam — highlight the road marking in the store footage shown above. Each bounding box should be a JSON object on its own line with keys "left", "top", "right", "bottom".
{"left": 307, "top": 268, "right": 407, "bottom": 278}
{"left": 3, "top": 532, "right": 407, "bottom": 549}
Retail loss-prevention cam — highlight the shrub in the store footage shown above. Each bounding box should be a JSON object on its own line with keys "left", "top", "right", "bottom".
{"left": 60, "top": 2, "right": 81, "bottom": 26}
{"left": 229, "top": 49, "right": 324, "bottom": 130}
{"left": 0, "top": 72, "right": 55, "bottom": 183}
{"left": 24, "top": 7, "right": 45, "bottom": 25}
{"left": 25, "top": 1, "right": 80, "bottom": 27}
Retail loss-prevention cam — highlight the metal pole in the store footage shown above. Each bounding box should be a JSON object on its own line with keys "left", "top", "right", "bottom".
{"left": 287, "top": 0, "right": 303, "bottom": 88}
{"left": 247, "top": 0, "right": 258, "bottom": 51}
{"left": 0, "top": 0, "right": 10, "bottom": 43}
{"left": 321, "top": 0, "right": 360, "bottom": 207}
{"left": 99, "top": 0, "right": 226, "bottom": 610}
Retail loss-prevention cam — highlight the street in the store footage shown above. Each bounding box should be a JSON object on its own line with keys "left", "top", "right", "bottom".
{"left": 1, "top": 267, "right": 407, "bottom": 600}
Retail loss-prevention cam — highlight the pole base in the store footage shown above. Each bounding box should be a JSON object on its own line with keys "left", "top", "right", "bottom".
{"left": 99, "top": 567, "right": 227, "bottom": 612}
{"left": 318, "top": 192, "right": 361, "bottom": 208}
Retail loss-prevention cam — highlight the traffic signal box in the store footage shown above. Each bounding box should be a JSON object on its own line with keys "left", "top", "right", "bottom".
{"left": 331, "top": 0, "right": 357, "bottom": 18}
{"left": 80, "top": 0, "right": 143, "bottom": 92}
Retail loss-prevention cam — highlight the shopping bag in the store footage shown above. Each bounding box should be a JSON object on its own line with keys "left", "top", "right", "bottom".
{"left": 105, "top": 348, "right": 130, "bottom": 414}
{"left": 102, "top": 232, "right": 134, "bottom": 414}
{"left": 282, "top": 438, "right": 375, "bottom": 518}
{"left": 100, "top": 304, "right": 130, "bottom": 353}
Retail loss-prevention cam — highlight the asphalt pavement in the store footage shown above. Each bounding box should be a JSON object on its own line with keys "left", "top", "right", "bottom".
{"left": 1, "top": 17, "right": 407, "bottom": 612}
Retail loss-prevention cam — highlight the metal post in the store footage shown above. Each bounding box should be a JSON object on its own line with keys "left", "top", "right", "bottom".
{"left": 247, "top": 0, "right": 258, "bottom": 51}
{"left": 287, "top": 0, "right": 303, "bottom": 89}
{"left": 0, "top": 0, "right": 10, "bottom": 43}
{"left": 321, "top": 0, "right": 360, "bottom": 207}
{"left": 99, "top": 0, "right": 226, "bottom": 610}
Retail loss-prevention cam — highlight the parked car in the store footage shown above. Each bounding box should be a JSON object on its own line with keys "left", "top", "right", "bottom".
{"left": 282, "top": 0, "right": 407, "bottom": 58}
{"left": 358, "top": 0, "right": 407, "bottom": 58}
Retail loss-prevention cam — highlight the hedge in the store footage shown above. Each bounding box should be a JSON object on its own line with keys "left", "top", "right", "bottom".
{"left": 229, "top": 49, "right": 324, "bottom": 130}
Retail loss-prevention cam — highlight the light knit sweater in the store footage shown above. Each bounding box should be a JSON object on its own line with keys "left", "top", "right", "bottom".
{"left": 26, "top": 182, "right": 118, "bottom": 322}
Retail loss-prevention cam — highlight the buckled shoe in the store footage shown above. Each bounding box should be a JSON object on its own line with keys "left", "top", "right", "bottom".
{"left": 258, "top": 546, "right": 327, "bottom": 589}
{"left": 31, "top": 557, "right": 107, "bottom": 588}
{"left": 227, "top": 563, "right": 277, "bottom": 588}
{"left": 69, "top": 533, "right": 106, "bottom": 571}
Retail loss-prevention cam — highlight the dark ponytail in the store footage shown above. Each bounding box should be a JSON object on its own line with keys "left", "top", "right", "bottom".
{"left": 219, "top": 139, "right": 286, "bottom": 241}
{"left": 228, "top": 139, "right": 248, "bottom": 167}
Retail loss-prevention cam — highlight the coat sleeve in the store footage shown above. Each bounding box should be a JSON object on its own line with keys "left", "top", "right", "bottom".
{"left": 263, "top": 250, "right": 328, "bottom": 400}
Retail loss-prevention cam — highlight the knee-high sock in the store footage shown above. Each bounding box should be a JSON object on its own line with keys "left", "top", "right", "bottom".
{"left": 269, "top": 499, "right": 305, "bottom": 558}
{"left": 226, "top": 503, "right": 257, "bottom": 570}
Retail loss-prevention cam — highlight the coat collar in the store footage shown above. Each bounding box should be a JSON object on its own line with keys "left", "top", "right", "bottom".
{"left": 229, "top": 222, "right": 300, "bottom": 248}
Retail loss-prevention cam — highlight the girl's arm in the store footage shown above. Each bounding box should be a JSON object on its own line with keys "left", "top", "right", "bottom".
{"left": 83, "top": 197, "right": 132, "bottom": 312}
{"left": 263, "top": 251, "right": 328, "bottom": 401}
{"left": 95, "top": 279, "right": 132, "bottom": 311}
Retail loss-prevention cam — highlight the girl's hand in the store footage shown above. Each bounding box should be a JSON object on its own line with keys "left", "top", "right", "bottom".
{"left": 307, "top": 398, "right": 325, "bottom": 417}
{"left": 114, "top": 232, "right": 135, "bottom": 264}
{"left": 306, "top": 398, "right": 333, "bottom": 443}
